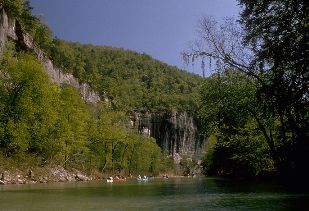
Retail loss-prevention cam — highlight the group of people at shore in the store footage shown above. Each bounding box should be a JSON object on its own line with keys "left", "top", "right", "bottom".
{"left": 107, "top": 173, "right": 169, "bottom": 183}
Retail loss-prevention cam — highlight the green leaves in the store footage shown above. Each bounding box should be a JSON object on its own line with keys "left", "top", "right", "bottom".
{"left": 1, "top": 0, "right": 23, "bottom": 17}
{"left": 199, "top": 70, "right": 276, "bottom": 177}
{"left": 239, "top": 0, "right": 309, "bottom": 177}
{"left": 199, "top": 70, "right": 256, "bottom": 136}
{"left": 87, "top": 102, "right": 163, "bottom": 175}
{"left": 185, "top": 1, "right": 308, "bottom": 177}
{"left": 0, "top": 50, "right": 166, "bottom": 175}
{"left": 50, "top": 40, "right": 202, "bottom": 112}
{"left": 0, "top": 52, "right": 58, "bottom": 156}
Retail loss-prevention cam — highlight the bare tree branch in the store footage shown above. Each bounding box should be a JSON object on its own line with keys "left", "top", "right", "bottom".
{"left": 182, "top": 16, "right": 266, "bottom": 84}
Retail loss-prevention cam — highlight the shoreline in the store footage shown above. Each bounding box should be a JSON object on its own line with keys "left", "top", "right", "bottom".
{"left": 0, "top": 165, "right": 197, "bottom": 186}
{"left": 0, "top": 165, "right": 100, "bottom": 185}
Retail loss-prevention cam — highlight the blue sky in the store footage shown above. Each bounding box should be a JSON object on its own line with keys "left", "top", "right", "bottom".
{"left": 30, "top": 0, "right": 240, "bottom": 76}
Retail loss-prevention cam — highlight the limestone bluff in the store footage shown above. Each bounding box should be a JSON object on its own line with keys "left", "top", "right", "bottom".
{"left": 132, "top": 111, "right": 204, "bottom": 161}
{"left": 0, "top": 6, "right": 100, "bottom": 104}
{"left": 0, "top": 7, "right": 204, "bottom": 160}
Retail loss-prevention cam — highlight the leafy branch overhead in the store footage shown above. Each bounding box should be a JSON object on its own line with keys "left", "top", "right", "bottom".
{"left": 186, "top": 0, "right": 308, "bottom": 178}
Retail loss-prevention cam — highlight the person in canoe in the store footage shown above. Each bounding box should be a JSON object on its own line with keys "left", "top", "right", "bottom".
{"left": 114, "top": 176, "right": 127, "bottom": 181}
{"left": 163, "top": 173, "right": 169, "bottom": 179}
{"left": 107, "top": 177, "right": 113, "bottom": 183}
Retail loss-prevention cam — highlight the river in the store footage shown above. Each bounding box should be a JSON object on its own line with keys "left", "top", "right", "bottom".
{"left": 0, "top": 177, "right": 308, "bottom": 210}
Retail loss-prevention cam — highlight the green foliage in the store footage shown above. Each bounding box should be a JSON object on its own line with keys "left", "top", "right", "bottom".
{"left": 199, "top": 70, "right": 256, "bottom": 136}
{"left": 204, "top": 131, "right": 274, "bottom": 177}
{"left": 50, "top": 40, "right": 202, "bottom": 112}
{"left": 0, "top": 0, "right": 23, "bottom": 17}
{"left": 19, "top": 1, "right": 54, "bottom": 56}
{"left": 199, "top": 70, "right": 274, "bottom": 177}
{"left": 0, "top": 50, "right": 60, "bottom": 157}
{"left": 186, "top": 0, "right": 308, "bottom": 179}
{"left": 179, "top": 156, "right": 199, "bottom": 176}
{"left": 1, "top": 1, "right": 182, "bottom": 175}
{"left": 238, "top": 0, "right": 309, "bottom": 177}
{"left": 57, "top": 85, "right": 91, "bottom": 167}
{"left": 0, "top": 49, "right": 171, "bottom": 175}
{"left": 1, "top": 0, "right": 54, "bottom": 56}
{"left": 202, "top": 135, "right": 217, "bottom": 174}
{"left": 87, "top": 102, "right": 164, "bottom": 175}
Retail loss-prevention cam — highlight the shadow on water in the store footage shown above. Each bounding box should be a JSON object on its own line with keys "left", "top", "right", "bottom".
{"left": 209, "top": 177, "right": 309, "bottom": 210}
{"left": 0, "top": 177, "right": 308, "bottom": 210}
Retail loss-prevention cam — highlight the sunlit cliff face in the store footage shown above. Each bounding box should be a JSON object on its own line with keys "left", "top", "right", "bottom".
{"left": 0, "top": 7, "right": 100, "bottom": 104}
{"left": 132, "top": 111, "right": 205, "bottom": 159}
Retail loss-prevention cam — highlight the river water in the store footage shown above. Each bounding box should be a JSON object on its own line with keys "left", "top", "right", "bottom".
{"left": 0, "top": 177, "right": 308, "bottom": 210}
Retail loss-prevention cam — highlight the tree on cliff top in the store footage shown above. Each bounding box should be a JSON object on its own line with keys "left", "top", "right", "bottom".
{"left": 1, "top": 0, "right": 54, "bottom": 56}
{"left": 0, "top": 0, "right": 23, "bottom": 17}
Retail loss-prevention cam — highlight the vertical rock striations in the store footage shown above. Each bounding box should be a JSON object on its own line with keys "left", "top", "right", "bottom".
{"left": 0, "top": 6, "right": 17, "bottom": 53}
{"left": 132, "top": 111, "right": 204, "bottom": 160}
{"left": 1, "top": 7, "right": 204, "bottom": 160}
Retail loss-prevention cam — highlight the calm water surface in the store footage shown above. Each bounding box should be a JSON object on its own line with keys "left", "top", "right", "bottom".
{"left": 0, "top": 177, "right": 308, "bottom": 210}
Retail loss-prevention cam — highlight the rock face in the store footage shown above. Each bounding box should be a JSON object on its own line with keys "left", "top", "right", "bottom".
{"left": 0, "top": 166, "right": 92, "bottom": 185}
{"left": 0, "top": 7, "right": 100, "bottom": 104}
{"left": 1, "top": 8, "right": 204, "bottom": 161}
{"left": 0, "top": 6, "right": 17, "bottom": 53}
{"left": 132, "top": 111, "right": 205, "bottom": 159}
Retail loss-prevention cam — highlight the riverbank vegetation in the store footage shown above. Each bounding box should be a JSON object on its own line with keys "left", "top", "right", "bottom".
{"left": 1, "top": 0, "right": 307, "bottom": 182}
{"left": 0, "top": 45, "right": 173, "bottom": 178}
{"left": 50, "top": 41, "right": 202, "bottom": 112}
{"left": 187, "top": 0, "right": 308, "bottom": 179}
{"left": 2, "top": 0, "right": 202, "bottom": 113}
{"left": 1, "top": 0, "right": 201, "bottom": 179}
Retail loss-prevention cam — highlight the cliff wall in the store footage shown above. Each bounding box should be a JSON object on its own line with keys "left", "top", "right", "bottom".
{"left": 1, "top": 7, "right": 205, "bottom": 160}
{"left": 0, "top": 7, "right": 100, "bottom": 104}
{"left": 132, "top": 111, "right": 205, "bottom": 160}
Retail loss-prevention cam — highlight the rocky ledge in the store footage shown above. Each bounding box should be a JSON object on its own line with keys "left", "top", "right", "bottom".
{"left": 0, "top": 165, "right": 97, "bottom": 185}
{"left": 0, "top": 7, "right": 101, "bottom": 104}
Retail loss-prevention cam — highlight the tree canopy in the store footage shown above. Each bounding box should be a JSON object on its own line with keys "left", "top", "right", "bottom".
{"left": 185, "top": 0, "right": 309, "bottom": 178}
{"left": 1, "top": 0, "right": 202, "bottom": 176}
{"left": 0, "top": 44, "right": 170, "bottom": 175}
{"left": 50, "top": 40, "right": 202, "bottom": 112}
{"left": 238, "top": 0, "right": 309, "bottom": 177}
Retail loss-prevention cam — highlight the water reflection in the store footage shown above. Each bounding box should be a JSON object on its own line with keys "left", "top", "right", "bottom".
{"left": 0, "top": 177, "right": 308, "bottom": 210}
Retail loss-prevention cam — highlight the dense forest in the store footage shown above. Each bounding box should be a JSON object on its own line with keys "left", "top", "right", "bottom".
{"left": 0, "top": 45, "right": 169, "bottom": 175}
{"left": 0, "top": 0, "right": 201, "bottom": 177}
{"left": 1, "top": 0, "right": 308, "bottom": 181}
{"left": 186, "top": 0, "right": 309, "bottom": 179}
{"left": 50, "top": 41, "right": 202, "bottom": 112}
